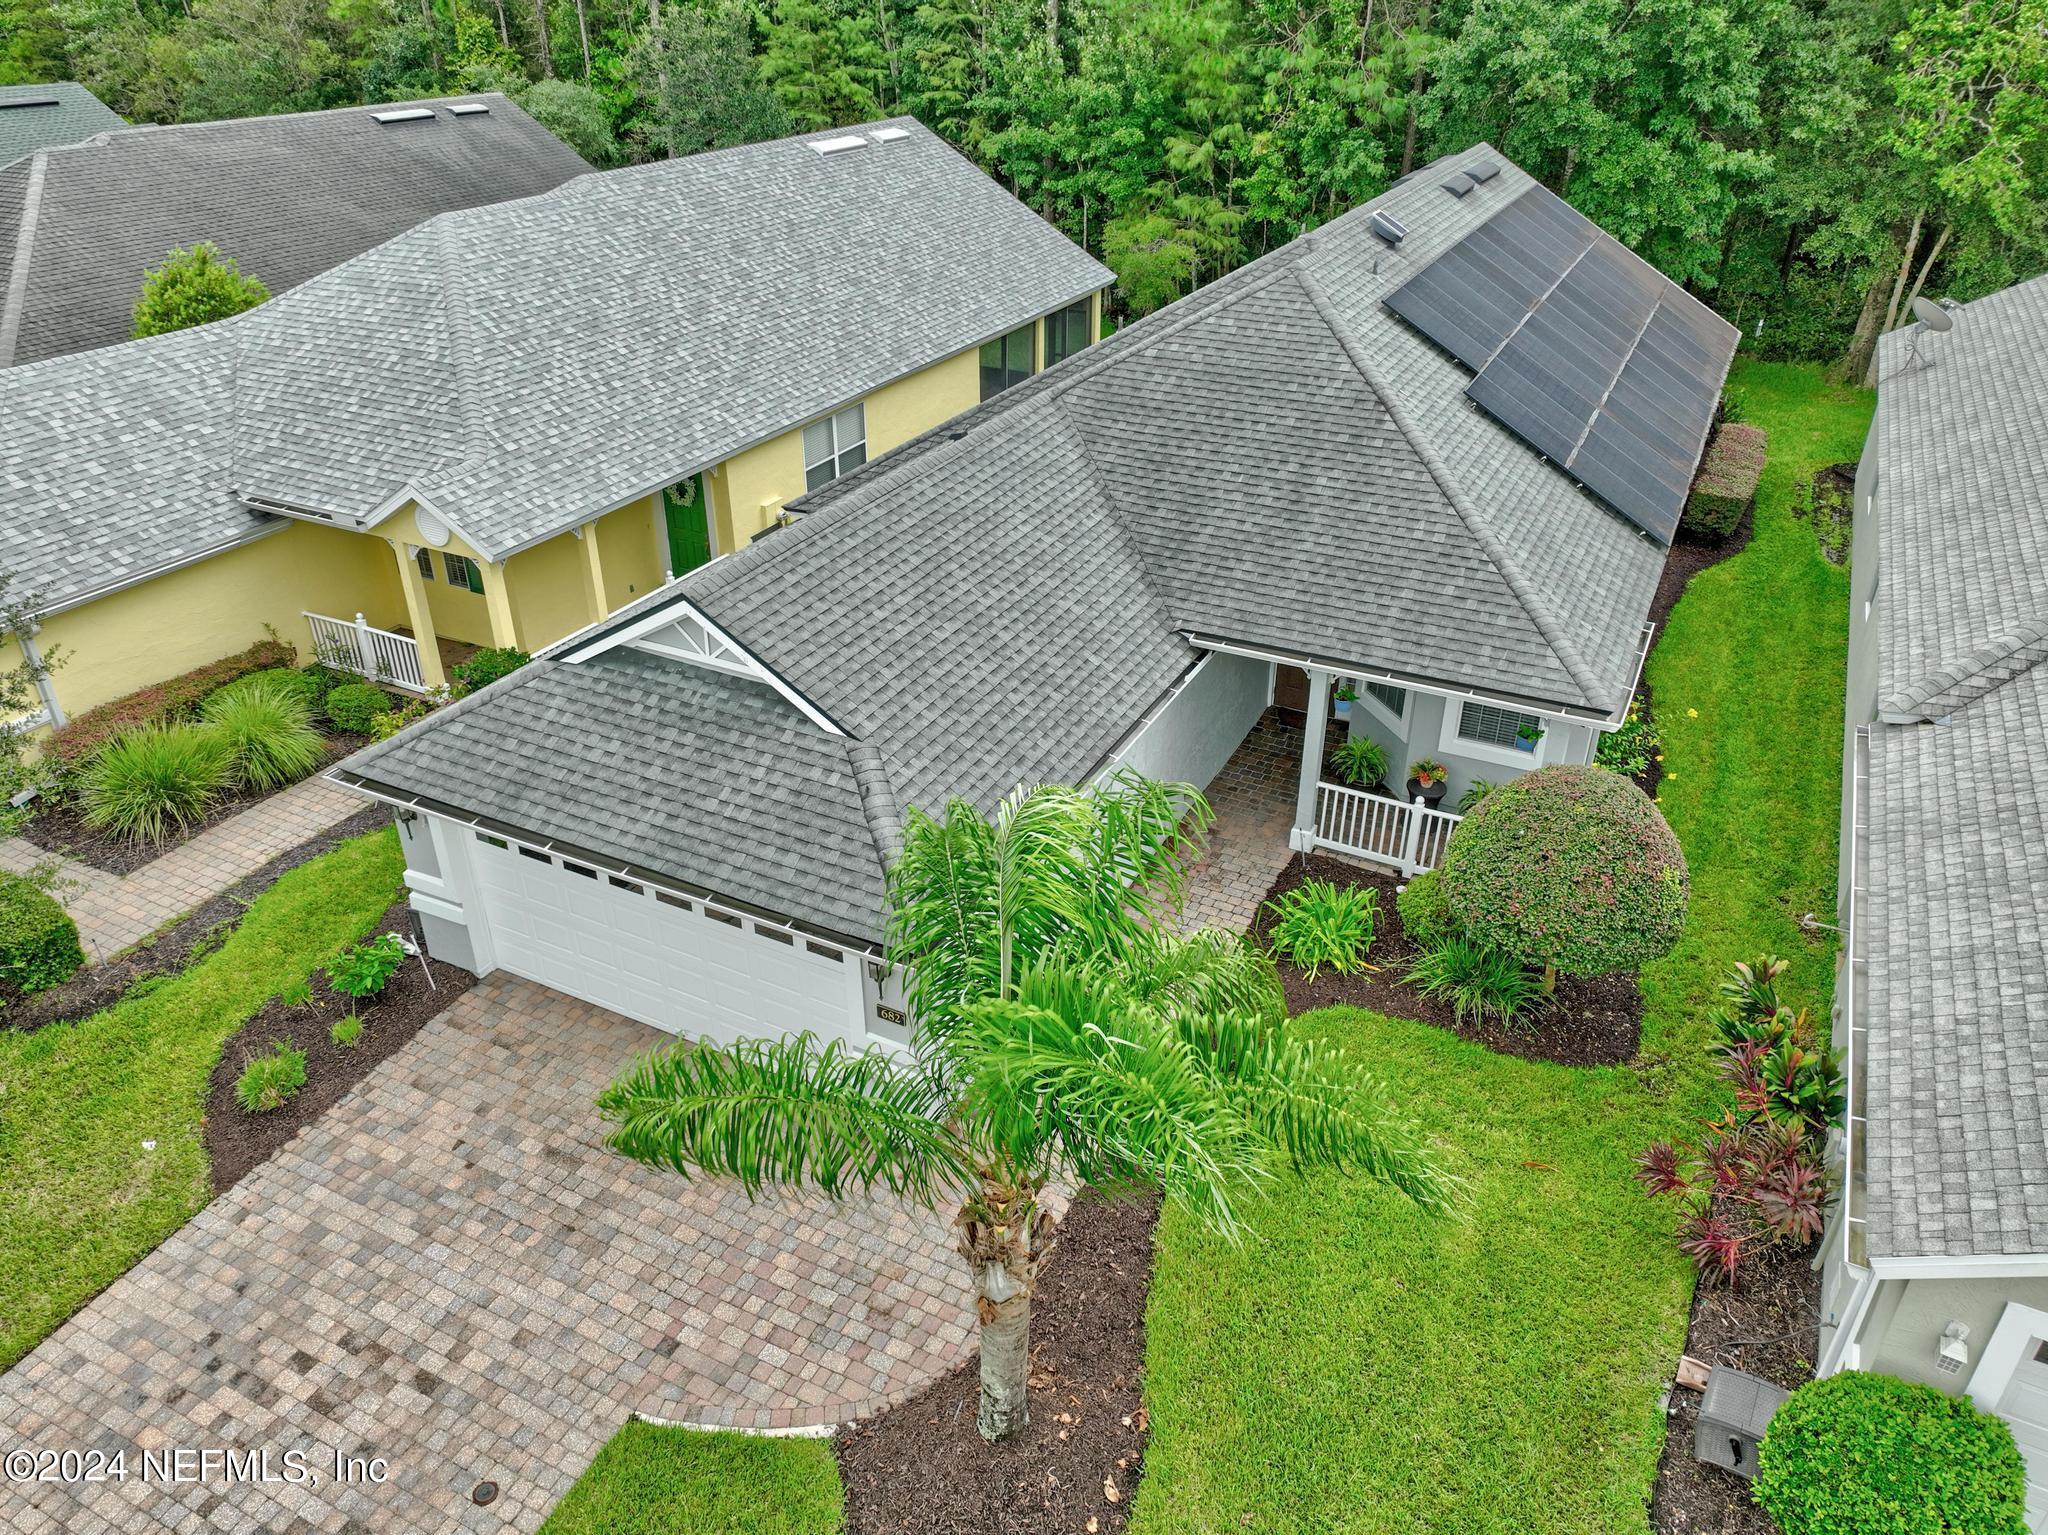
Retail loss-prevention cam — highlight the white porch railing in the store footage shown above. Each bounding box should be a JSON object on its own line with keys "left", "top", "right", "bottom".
{"left": 305, "top": 611, "right": 425, "bottom": 692}
{"left": 1312, "top": 780, "right": 1462, "bottom": 877}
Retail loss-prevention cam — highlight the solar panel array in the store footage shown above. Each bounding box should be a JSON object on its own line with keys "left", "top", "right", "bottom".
{"left": 1383, "top": 182, "right": 1738, "bottom": 545}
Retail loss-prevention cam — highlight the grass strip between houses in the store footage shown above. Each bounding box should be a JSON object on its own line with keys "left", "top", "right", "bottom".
{"left": 0, "top": 827, "right": 404, "bottom": 1371}
{"left": 541, "top": 362, "right": 1872, "bottom": 1531}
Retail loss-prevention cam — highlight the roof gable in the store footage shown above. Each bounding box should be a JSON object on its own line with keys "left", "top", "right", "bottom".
{"left": 0, "top": 83, "right": 123, "bottom": 165}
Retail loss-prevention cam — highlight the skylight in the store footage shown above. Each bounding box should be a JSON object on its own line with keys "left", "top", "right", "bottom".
{"left": 869, "top": 127, "right": 911, "bottom": 144}
{"left": 0, "top": 99, "right": 59, "bottom": 111}
{"left": 809, "top": 135, "right": 867, "bottom": 156}
{"left": 371, "top": 108, "right": 436, "bottom": 124}
{"left": 446, "top": 103, "right": 490, "bottom": 116}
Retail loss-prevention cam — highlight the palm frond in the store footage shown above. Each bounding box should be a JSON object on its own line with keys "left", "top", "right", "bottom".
{"left": 885, "top": 799, "right": 1001, "bottom": 1035}
{"left": 597, "top": 1033, "right": 970, "bottom": 1205}
{"left": 1109, "top": 925, "right": 1287, "bottom": 1035}
{"left": 1090, "top": 769, "right": 1213, "bottom": 927}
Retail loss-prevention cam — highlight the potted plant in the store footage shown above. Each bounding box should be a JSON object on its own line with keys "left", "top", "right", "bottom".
{"left": 1405, "top": 758, "right": 1449, "bottom": 807}
{"left": 1332, "top": 682, "right": 1357, "bottom": 722}
{"left": 1514, "top": 719, "right": 1545, "bottom": 753}
{"left": 1329, "top": 736, "right": 1389, "bottom": 790}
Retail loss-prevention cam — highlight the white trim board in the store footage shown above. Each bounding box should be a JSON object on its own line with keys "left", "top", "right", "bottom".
{"left": 1969, "top": 1301, "right": 2048, "bottom": 1413}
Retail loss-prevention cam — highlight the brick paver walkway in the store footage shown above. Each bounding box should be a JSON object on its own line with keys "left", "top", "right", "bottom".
{"left": 0, "top": 979, "right": 974, "bottom": 1535}
{"left": 0, "top": 776, "right": 366, "bottom": 961}
{"left": 1181, "top": 710, "right": 1307, "bottom": 934}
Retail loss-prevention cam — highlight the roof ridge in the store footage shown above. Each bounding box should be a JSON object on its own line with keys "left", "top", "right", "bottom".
{"left": 846, "top": 741, "right": 905, "bottom": 872}
{"left": 47, "top": 92, "right": 519, "bottom": 153}
{"left": 1292, "top": 262, "right": 1612, "bottom": 710}
{"left": 432, "top": 216, "right": 495, "bottom": 470}
{"left": 1880, "top": 612, "right": 2048, "bottom": 721}
{"left": 0, "top": 149, "right": 47, "bottom": 368}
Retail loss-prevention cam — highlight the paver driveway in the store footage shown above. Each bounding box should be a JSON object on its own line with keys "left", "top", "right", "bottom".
{"left": 0, "top": 978, "right": 970, "bottom": 1534}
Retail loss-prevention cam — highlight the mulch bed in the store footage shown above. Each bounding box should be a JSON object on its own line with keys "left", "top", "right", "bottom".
{"left": 203, "top": 898, "right": 476, "bottom": 1193}
{"left": 20, "top": 733, "right": 372, "bottom": 876}
{"left": 1651, "top": 1244, "right": 1821, "bottom": 1533}
{"left": 1253, "top": 852, "right": 1642, "bottom": 1066}
{"left": 837, "top": 1189, "right": 1158, "bottom": 1535}
{"left": 0, "top": 804, "right": 390, "bottom": 1032}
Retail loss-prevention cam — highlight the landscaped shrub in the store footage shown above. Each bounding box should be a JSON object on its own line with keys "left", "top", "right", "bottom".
{"left": 1713, "top": 957, "right": 1844, "bottom": 1130}
{"left": 212, "top": 666, "right": 324, "bottom": 714}
{"left": 233, "top": 1041, "right": 307, "bottom": 1113}
{"left": 368, "top": 697, "right": 435, "bottom": 741}
{"left": 1395, "top": 869, "right": 1456, "bottom": 947}
{"left": 1595, "top": 697, "right": 1661, "bottom": 779}
{"left": 200, "top": 675, "right": 324, "bottom": 790}
{"left": 43, "top": 639, "right": 295, "bottom": 777}
{"left": 1329, "top": 736, "right": 1388, "bottom": 789}
{"left": 1405, "top": 935, "right": 1545, "bottom": 1027}
{"left": 327, "top": 931, "right": 405, "bottom": 1001}
{"left": 0, "top": 873, "right": 84, "bottom": 995}
{"left": 323, "top": 683, "right": 392, "bottom": 734}
{"left": 450, "top": 646, "right": 531, "bottom": 697}
{"left": 330, "top": 1013, "right": 363, "bottom": 1049}
{"left": 1439, "top": 764, "right": 1688, "bottom": 987}
{"left": 1265, "top": 880, "right": 1378, "bottom": 978}
{"left": 1754, "top": 1372, "right": 2030, "bottom": 1535}
{"left": 1683, "top": 420, "right": 1767, "bottom": 541}
{"left": 1454, "top": 779, "right": 1495, "bottom": 814}
{"left": 78, "top": 724, "right": 233, "bottom": 844}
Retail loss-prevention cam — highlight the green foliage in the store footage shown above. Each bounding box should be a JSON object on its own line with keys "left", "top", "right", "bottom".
{"left": 322, "top": 682, "right": 391, "bottom": 734}
{"left": 368, "top": 697, "right": 435, "bottom": 740}
{"left": 449, "top": 645, "right": 531, "bottom": 697}
{"left": 79, "top": 724, "right": 233, "bottom": 844}
{"left": 516, "top": 78, "right": 619, "bottom": 166}
{"left": 759, "top": 0, "right": 886, "bottom": 131}
{"left": 1404, "top": 935, "right": 1546, "bottom": 1028}
{"left": 623, "top": 1, "right": 790, "bottom": 160}
{"left": 1454, "top": 778, "right": 1496, "bottom": 814}
{"left": 43, "top": 639, "right": 296, "bottom": 778}
{"left": 233, "top": 1040, "right": 307, "bottom": 1113}
{"left": 212, "top": 666, "right": 323, "bottom": 714}
{"left": 540, "top": 1421, "right": 843, "bottom": 1535}
{"left": 329, "top": 1012, "right": 362, "bottom": 1049}
{"left": 278, "top": 977, "right": 313, "bottom": 1008}
{"left": 326, "top": 930, "right": 404, "bottom": 1001}
{"left": 1264, "top": 880, "right": 1378, "bottom": 979}
{"left": 1684, "top": 422, "right": 1767, "bottom": 540}
{"left": 0, "top": 873, "right": 84, "bottom": 996}
{"left": 1594, "top": 698, "right": 1661, "bottom": 779}
{"left": 132, "top": 243, "right": 269, "bottom": 339}
{"left": 1440, "top": 764, "right": 1689, "bottom": 979}
{"left": 1407, "top": 758, "right": 1446, "bottom": 787}
{"left": 1329, "top": 735, "right": 1389, "bottom": 788}
{"left": 1394, "top": 868, "right": 1456, "bottom": 948}
{"left": 199, "top": 674, "right": 323, "bottom": 789}
{"left": 1754, "top": 1372, "right": 2030, "bottom": 1535}
{"left": 1711, "top": 956, "right": 1845, "bottom": 1129}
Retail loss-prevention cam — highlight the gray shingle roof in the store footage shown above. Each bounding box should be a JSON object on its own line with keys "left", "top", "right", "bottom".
{"left": 0, "top": 117, "right": 1110, "bottom": 612}
{"left": 0, "top": 93, "right": 587, "bottom": 370}
{"left": 346, "top": 144, "right": 1716, "bottom": 946}
{"left": 0, "top": 83, "right": 122, "bottom": 166}
{"left": 1860, "top": 272, "right": 2048, "bottom": 1259}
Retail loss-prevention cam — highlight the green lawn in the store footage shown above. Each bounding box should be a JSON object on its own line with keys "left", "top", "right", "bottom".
{"left": 538, "top": 1424, "right": 844, "bottom": 1535}
{"left": 541, "top": 362, "right": 1873, "bottom": 1531}
{"left": 0, "top": 827, "right": 403, "bottom": 1370}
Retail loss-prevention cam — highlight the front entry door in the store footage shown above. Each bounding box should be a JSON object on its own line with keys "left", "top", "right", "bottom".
{"left": 663, "top": 475, "right": 713, "bottom": 575}
{"left": 1970, "top": 1302, "right": 2048, "bottom": 1532}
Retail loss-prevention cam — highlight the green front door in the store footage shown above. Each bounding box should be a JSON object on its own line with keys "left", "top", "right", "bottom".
{"left": 663, "top": 475, "right": 713, "bottom": 575}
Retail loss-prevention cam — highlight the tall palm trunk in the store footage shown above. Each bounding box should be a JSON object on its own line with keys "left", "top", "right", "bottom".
{"left": 956, "top": 1172, "right": 1054, "bottom": 1442}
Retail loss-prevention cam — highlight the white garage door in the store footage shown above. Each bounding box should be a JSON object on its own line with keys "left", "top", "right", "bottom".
{"left": 1996, "top": 1339, "right": 2048, "bottom": 1533}
{"left": 466, "top": 832, "right": 865, "bottom": 1049}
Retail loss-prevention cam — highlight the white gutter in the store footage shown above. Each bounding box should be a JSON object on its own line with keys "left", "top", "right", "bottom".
{"left": 31, "top": 519, "right": 292, "bottom": 619}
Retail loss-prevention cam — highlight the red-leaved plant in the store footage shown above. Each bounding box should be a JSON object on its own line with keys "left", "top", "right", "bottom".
{"left": 1637, "top": 1109, "right": 1829, "bottom": 1284}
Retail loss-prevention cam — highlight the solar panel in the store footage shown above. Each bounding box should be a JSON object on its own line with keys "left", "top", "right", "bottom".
{"left": 1381, "top": 180, "right": 1738, "bottom": 545}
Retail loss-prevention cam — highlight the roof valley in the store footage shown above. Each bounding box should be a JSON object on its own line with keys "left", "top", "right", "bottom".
{"left": 0, "top": 149, "right": 46, "bottom": 368}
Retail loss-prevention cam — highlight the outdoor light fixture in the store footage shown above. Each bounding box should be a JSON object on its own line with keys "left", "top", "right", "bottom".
{"left": 1937, "top": 1322, "right": 1970, "bottom": 1376}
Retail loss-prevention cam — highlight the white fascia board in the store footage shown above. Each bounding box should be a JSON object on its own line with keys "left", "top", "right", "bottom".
{"left": 1868, "top": 1252, "right": 2048, "bottom": 1279}
{"left": 560, "top": 593, "right": 845, "bottom": 737}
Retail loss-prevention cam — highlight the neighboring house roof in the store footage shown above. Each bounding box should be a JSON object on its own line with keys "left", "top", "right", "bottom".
{"left": 0, "top": 82, "right": 122, "bottom": 164}
{"left": 1857, "top": 272, "right": 2048, "bottom": 1261}
{"left": 0, "top": 93, "right": 588, "bottom": 370}
{"left": 0, "top": 117, "right": 1111, "bottom": 615}
{"left": 341, "top": 143, "right": 1725, "bottom": 948}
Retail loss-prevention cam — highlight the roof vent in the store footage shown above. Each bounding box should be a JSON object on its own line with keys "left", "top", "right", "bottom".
{"left": 371, "top": 107, "right": 437, "bottom": 124}
{"left": 809, "top": 135, "right": 867, "bottom": 156}
{"left": 1467, "top": 160, "right": 1501, "bottom": 183}
{"left": 1442, "top": 172, "right": 1476, "bottom": 198}
{"left": 0, "top": 98, "right": 60, "bottom": 111}
{"left": 869, "top": 126, "right": 911, "bottom": 144}
{"left": 1369, "top": 210, "right": 1408, "bottom": 245}
{"left": 446, "top": 102, "right": 490, "bottom": 116}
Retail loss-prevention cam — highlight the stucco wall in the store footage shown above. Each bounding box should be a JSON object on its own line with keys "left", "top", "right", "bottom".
{"left": 1862, "top": 1274, "right": 2048, "bottom": 1394}
{"left": 1110, "top": 652, "right": 1272, "bottom": 791}
{"left": 379, "top": 507, "right": 498, "bottom": 649}
{"left": 597, "top": 496, "right": 663, "bottom": 614}
{"left": 26, "top": 521, "right": 404, "bottom": 723}
{"left": 1343, "top": 686, "right": 1590, "bottom": 806}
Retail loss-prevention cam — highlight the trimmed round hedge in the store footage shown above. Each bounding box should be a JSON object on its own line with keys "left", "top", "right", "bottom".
{"left": 1438, "top": 763, "right": 1687, "bottom": 977}
{"left": 1395, "top": 868, "right": 1457, "bottom": 948}
{"left": 324, "top": 682, "right": 393, "bottom": 734}
{"left": 1755, "top": 1371, "right": 2030, "bottom": 1534}
{"left": 0, "top": 873, "right": 85, "bottom": 995}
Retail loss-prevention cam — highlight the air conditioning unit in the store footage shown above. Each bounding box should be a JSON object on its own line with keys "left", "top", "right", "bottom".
{"left": 1694, "top": 1366, "right": 1789, "bottom": 1480}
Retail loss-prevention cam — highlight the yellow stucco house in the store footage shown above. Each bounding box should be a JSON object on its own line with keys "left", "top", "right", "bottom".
{"left": 1, "top": 117, "right": 1109, "bottom": 727}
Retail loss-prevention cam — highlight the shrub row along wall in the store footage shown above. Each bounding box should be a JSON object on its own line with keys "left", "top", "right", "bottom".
{"left": 44, "top": 639, "right": 296, "bottom": 776}
{"left": 1684, "top": 422, "right": 1768, "bottom": 541}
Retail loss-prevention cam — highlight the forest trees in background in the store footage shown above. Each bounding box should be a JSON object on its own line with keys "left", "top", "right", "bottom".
{"left": 2, "top": 0, "right": 2044, "bottom": 369}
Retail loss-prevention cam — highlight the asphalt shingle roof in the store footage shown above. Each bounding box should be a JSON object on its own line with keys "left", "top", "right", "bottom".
{"left": 346, "top": 144, "right": 1720, "bottom": 945}
{"left": 0, "top": 82, "right": 122, "bottom": 166}
{"left": 0, "top": 93, "right": 587, "bottom": 370}
{"left": 0, "top": 117, "right": 1111, "bottom": 612}
{"left": 1859, "top": 272, "right": 2048, "bottom": 1259}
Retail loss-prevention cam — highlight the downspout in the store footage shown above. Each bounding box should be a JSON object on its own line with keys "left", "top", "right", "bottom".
{"left": 17, "top": 625, "right": 63, "bottom": 728}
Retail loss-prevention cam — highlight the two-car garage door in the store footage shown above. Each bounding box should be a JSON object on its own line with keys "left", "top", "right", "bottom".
{"left": 466, "top": 831, "right": 866, "bottom": 1049}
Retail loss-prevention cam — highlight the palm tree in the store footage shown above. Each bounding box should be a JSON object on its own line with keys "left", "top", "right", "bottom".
{"left": 598, "top": 773, "right": 1454, "bottom": 1442}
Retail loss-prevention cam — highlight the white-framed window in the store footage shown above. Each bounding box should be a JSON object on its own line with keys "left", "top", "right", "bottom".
{"left": 442, "top": 552, "right": 484, "bottom": 593}
{"left": 979, "top": 323, "right": 1034, "bottom": 400}
{"left": 1363, "top": 680, "right": 1408, "bottom": 721}
{"left": 415, "top": 546, "right": 435, "bottom": 582}
{"left": 1456, "top": 700, "right": 1543, "bottom": 749}
{"left": 803, "top": 404, "right": 867, "bottom": 492}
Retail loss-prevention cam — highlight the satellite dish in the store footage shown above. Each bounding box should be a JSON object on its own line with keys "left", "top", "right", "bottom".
{"left": 415, "top": 507, "right": 451, "bottom": 547}
{"left": 1911, "top": 296, "right": 1953, "bottom": 332}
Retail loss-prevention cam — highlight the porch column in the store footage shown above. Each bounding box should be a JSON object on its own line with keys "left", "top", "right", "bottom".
{"left": 1289, "top": 666, "right": 1332, "bottom": 851}
{"left": 576, "top": 520, "right": 607, "bottom": 624}
{"left": 390, "top": 541, "right": 448, "bottom": 691}
{"left": 479, "top": 558, "right": 521, "bottom": 651}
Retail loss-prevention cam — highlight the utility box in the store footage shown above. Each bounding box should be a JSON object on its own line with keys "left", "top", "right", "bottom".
{"left": 1695, "top": 1366, "right": 1789, "bottom": 1480}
